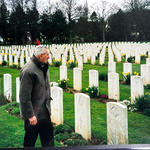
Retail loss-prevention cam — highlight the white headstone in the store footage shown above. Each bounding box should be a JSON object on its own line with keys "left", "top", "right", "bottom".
{"left": 123, "top": 63, "right": 132, "bottom": 75}
{"left": 16, "top": 77, "right": 20, "bottom": 103}
{"left": 135, "top": 54, "right": 140, "bottom": 64}
{"left": 73, "top": 67, "right": 82, "bottom": 91}
{"left": 99, "top": 53, "right": 105, "bottom": 65}
{"left": 9, "top": 55, "right": 13, "bottom": 66}
{"left": 75, "top": 93, "right": 91, "bottom": 140}
{"left": 4, "top": 53, "right": 7, "bottom": 62}
{"left": 89, "top": 70, "right": 99, "bottom": 95}
{"left": 48, "top": 54, "right": 52, "bottom": 65}
{"left": 89, "top": 70, "right": 99, "bottom": 87}
{"left": 62, "top": 55, "right": 66, "bottom": 66}
{"left": 14, "top": 56, "right": 18, "bottom": 65}
{"left": 107, "top": 102, "right": 128, "bottom": 145}
{"left": 108, "top": 72, "right": 120, "bottom": 101}
{"left": 20, "top": 55, "right": 24, "bottom": 68}
{"left": 26, "top": 56, "right": 30, "bottom": 63}
{"left": 78, "top": 56, "right": 83, "bottom": 70}
{"left": 140, "top": 64, "right": 150, "bottom": 86}
{"left": 146, "top": 58, "right": 150, "bottom": 65}
{"left": 4, "top": 74, "right": 12, "bottom": 101}
{"left": 83, "top": 54, "right": 88, "bottom": 63}
{"left": 0, "top": 54, "right": 2, "bottom": 64}
{"left": 60, "top": 65, "right": 67, "bottom": 80}
{"left": 51, "top": 86, "right": 63, "bottom": 125}
{"left": 148, "top": 51, "right": 150, "bottom": 58}
{"left": 131, "top": 75, "right": 144, "bottom": 103}
{"left": 108, "top": 61, "right": 116, "bottom": 73}
{"left": 91, "top": 55, "right": 96, "bottom": 65}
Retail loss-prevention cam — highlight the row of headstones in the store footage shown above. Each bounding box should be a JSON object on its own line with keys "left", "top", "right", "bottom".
{"left": 0, "top": 44, "right": 103, "bottom": 68}
{"left": 0, "top": 45, "right": 35, "bottom": 50}
{"left": 0, "top": 48, "right": 35, "bottom": 67}
{"left": 4, "top": 75, "right": 128, "bottom": 144}
{"left": 50, "top": 86, "right": 128, "bottom": 144}
{"left": 3, "top": 66, "right": 147, "bottom": 107}
{"left": 112, "top": 43, "right": 150, "bottom": 64}
{"left": 108, "top": 60, "right": 150, "bottom": 86}
{"left": 50, "top": 42, "right": 150, "bottom": 66}
{"left": 1, "top": 42, "right": 150, "bottom": 70}
{"left": 0, "top": 44, "right": 104, "bottom": 70}
{"left": 4, "top": 57, "right": 149, "bottom": 103}
{"left": 52, "top": 45, "right": 150, "bottom": 72}
{"left": 60, "top": 61, "right": 149, "bottom": 101}
{"left": 116, "top": 42, "right": 150, "bottom": 56}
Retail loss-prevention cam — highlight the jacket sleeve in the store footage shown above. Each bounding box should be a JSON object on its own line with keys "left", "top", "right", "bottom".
{"left": 19, "top": 71, "right": 34, "bottom": 120}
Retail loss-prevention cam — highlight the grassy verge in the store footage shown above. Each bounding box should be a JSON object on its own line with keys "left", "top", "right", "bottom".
{"left": 0, "top": 59, "right": 150, "bottom": 147}
{"left": 0, "top": 106, "right": 24, "bottom": 148}
{"left": 1, "top": 92, "right": 150, "bottom": 148}
{"left": 0, "top": 104, "right": 62, "bottom": 148}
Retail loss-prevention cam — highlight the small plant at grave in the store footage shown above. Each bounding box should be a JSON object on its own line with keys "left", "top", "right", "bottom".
{"left": 67, "top": 60, "right": 76, "bottom": 69}
{"left": 54, "top": 124, "right": 72, "bottom": 135}
{"left": 55, "top": 132, "right": 70, "bottom": 142}
{"left": 86, "top": 86, "right": 98, "bottom": 98}
{"left": 133, "top": 71, "right": 140, "bottom": 76}
{"left": 64, "top": 138, "right": 87, "bottom": 146}
{"left": 54, "top": 59, "right": 61, "bottom": 67}
{"left": 121, "top": 53, "right": 126, "bottom": 62}
{"left": 141, "top": 54, "right": 147, "bottom": 61}
{"left": 54, "top": 124, "right": 87, "bottom": 146}
{"left": 122, "top": 72, "right": 131, "bottom": 85}
{"left": 134, "top": 95, "right": 150, "bottom": 112}
{"left": 0, "top": 94, "right": 9, "bottom": 106}
{"left": 2, "top": 60, "right": 7, "bottom": 66}
{"left": 145, "top": 84, "right": 150, "bottom": 89}
{"left": 11, "top": 107, "right": 20, "bottom": 115}
{"left": 127, "top": 56, "right": 135, "bottom": 63}
{"left": 58, "top": 79, "right": 69, "bottom": 89}
{"left": 17, "top": 63, "right": 21, "bottom": 69}
{"left": 121, "top": 53, "right": 126, "bottom": 58}
{"left": 99, "top": 73, "right": 108, "bottom": 81}
{"left": 2, "top": 101, "right": 20, "bottom": 116}
{"left": 120, "top": 99, "right": 136, "bottom": 112}
{"left": 10, "top": 64, "right": 18, "bottom": 69}
{"left": 81, "top": 88, "right": 87, "bottom": 93}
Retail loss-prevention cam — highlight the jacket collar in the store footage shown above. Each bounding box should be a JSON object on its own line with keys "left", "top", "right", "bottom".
{"left": 31, "top": 55, "right": 48, "bottom": 73}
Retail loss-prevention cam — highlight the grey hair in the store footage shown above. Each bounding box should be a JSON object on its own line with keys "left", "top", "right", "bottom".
{"left": 34, "top": 45, "right": 48, "bottom": 56}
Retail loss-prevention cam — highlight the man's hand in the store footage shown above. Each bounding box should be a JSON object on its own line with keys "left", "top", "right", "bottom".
{"left": 29, "top": 116, "right": 37, "bottom": 126}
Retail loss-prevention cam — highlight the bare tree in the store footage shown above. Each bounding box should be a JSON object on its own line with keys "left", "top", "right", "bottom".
{"left": 61, "top": 0, "right": 78, "bottom": 23}
{"left": 6, "top": 0, "right": 30, "bottom": 12}
{"left": 48, "top": 0, "right": 53, "bottom": 14}
{"left": 92, "top": 0, "right": 119, "bottom": 41}
{"left": 123, "top": 0, "right": 150, "bottom": 11}
{"left": 0, "top": 0, "right": 4, "bottom": 7}
{"left": 123, "top": 0, "right": 150, "bottom": 41}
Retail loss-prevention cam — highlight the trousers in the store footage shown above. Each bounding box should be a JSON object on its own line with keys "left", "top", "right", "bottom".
{"left": 24, "top": 119, "right": 54, "bottom": 147}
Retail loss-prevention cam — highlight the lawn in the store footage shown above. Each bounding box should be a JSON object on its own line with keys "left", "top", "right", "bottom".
{"left": 0, "top": 59, "right": 150, "bottom": 148}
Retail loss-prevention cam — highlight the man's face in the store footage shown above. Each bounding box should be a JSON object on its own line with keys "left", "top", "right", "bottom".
{"left": 39, "top": 49, "right": 50, "bottom": 64}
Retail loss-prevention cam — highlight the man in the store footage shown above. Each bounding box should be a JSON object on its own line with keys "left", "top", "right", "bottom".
{"left": 19, "top": 45, "right": 54, "bottom": 147}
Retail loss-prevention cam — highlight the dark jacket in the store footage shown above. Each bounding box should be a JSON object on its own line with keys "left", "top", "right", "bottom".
{"left": 19, "top": 56, "right": 51, "bottom": 120}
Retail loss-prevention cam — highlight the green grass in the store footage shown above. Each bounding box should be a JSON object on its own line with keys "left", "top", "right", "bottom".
{"left": 0, "top": 67, "right": 20, "bottom": 100}
{"left": 0, "top": 106, "right": 24, "bottom": 148}
{"left": 0, "top": 59, "right": 150, "bottom": 147}
{"left": 0, "top": 104, "right": 62, "bottom": 148}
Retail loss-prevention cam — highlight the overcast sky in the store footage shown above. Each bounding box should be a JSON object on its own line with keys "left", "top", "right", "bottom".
{"left": 37, "top": 0, "right": 124, "bottom": 13}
